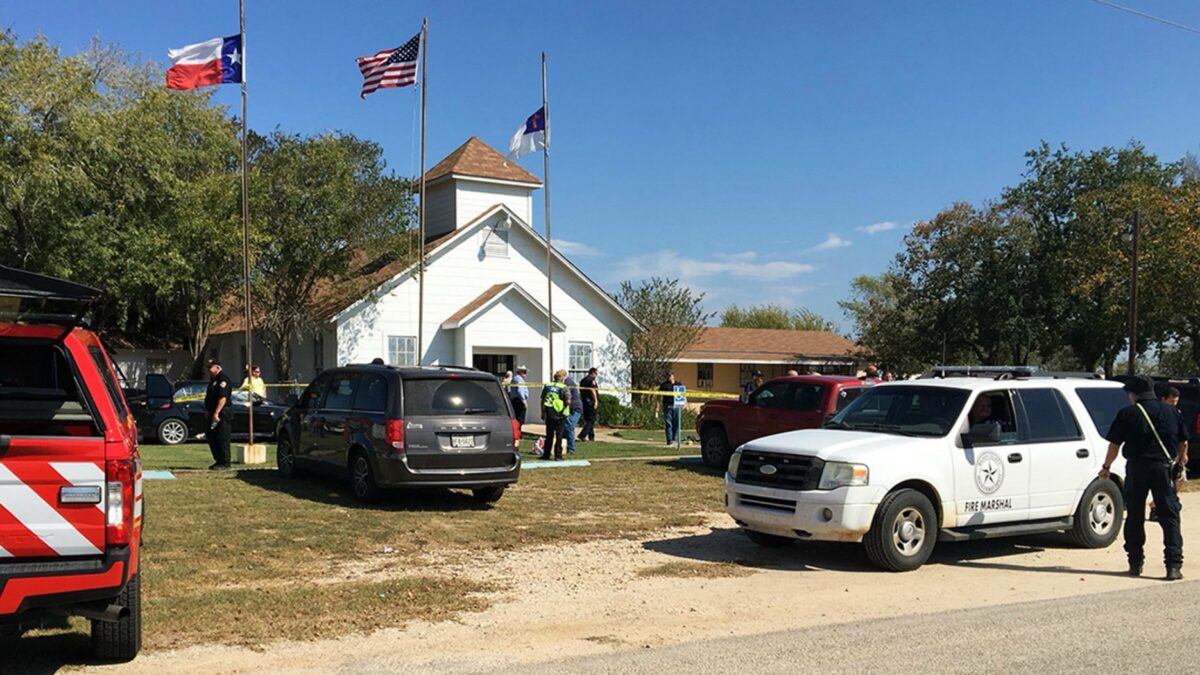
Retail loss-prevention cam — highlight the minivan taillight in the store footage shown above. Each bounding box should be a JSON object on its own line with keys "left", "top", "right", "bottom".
{"left": 386, "top": 419, "right": 406, "bottom": 456}
{"left": 511, "top": 418, "right": 521, "bottom": 449}
{"left": 105, "top": 458, "right": 136, "bottom": 546}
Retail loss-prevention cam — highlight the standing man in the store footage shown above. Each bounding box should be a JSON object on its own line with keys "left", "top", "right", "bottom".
{"left": 241, "top": 364, "right": 266, "bottom": 398}
{"left": 579, "top": 367, "right": 600, "bottom": 442}
{"left": 563, "top": 371, "right": 583, "bottom": 454}
{"left": 204, "top": 359, "right": 233, "bottom": 470}
{"left": 510, "top": 366, "right": 529, "bottom": 428}
{"left": 658, "top": 371, "right": 680, "bottom": 446}
{"left": 743, "top": 370, "right": 764, "bottom": 395}
{"left": 540, "top": 370, "right": 568, "bottom": 460}
{"left": 1099, "top": 375, "right": 1187, "bottom": 580}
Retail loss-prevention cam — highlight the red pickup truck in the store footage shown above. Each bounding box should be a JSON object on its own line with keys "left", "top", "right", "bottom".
{"left": 0, "top": 266, "right": 143, "bottom": 661}
{"left": 696, "top": 375, "right": 871, "bottom": 468}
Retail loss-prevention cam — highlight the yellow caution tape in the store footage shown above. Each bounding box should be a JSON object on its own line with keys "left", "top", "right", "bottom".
{"left": 503, "top": 382, "right": 739, "bottom": 400}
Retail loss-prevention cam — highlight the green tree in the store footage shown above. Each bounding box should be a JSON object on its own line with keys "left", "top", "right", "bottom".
{"left": 248, "top": 130, "right": 412, "bottom": 379}
{"left": 839, "top": 272, "right": 924, "bottom": 374}
{"left": 613, "top": 277, "right": 713, "bottom": 394}
{"left": 721, "top": 303, "right": 839, "bottom": 332}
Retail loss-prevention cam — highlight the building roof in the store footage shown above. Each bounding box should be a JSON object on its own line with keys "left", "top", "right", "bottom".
{"left": 422, "top": 137, "right": 542, "bottom": 187}
{"left": 677, "top": 327, "right": 859, "bottom": 364}
{"left": 441, "top": 281, "right": 566, "bottom": 331}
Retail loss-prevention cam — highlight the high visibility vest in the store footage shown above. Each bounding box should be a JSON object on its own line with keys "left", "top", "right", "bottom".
{"left": 542, "top": 382, "right": 566, "bottom": 414}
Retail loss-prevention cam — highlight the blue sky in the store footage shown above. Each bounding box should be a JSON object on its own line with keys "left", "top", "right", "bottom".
{"left": 6, "top": 1, "right": 1200, "bottom": 332}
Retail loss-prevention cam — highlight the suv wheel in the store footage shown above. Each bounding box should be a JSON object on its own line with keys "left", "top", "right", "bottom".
{"left": 744, "top": 529, "right": 794, "bottom": 548}
{"left": 700, "top": 426, "right": 731, "bottom": 469}
{"left": 350, "top": 450, "right": 380, "bottom": 503}
{"left": 277, "top": 436, "right": 300, "bottom": 478}
{"left": 157, "top": 418, "right": 188, "bottom": 445}
{"left": 91, "top": 572, "right": 141, "bottom": 662}
{"left": 864, "top": 489, "right": 937, "bottom": 571}
{"left": 472, "top": 485, "right": 506, "bottom": 503}
{"left": 1069, "top": 478, "right": 1124, "bottom": 548}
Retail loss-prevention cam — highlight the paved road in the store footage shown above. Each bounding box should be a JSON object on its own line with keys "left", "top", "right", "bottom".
{"left": 485, "top": 580, "right": 1200, "bottom": 675}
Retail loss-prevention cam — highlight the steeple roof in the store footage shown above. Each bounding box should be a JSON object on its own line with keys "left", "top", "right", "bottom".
{"left": 422, "top": 137, "right": 542, "bottom": 186}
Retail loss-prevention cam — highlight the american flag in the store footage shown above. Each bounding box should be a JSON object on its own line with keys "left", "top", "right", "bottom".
{"left": 356, "top": 32, "right": 421, "bottom": 99}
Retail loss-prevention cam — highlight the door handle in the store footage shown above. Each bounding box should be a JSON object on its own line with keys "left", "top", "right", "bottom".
{"left": 1007, "top": 453, "right": 1023, "bottom": 463}
{"left": 1076, "top": 448, "right": 1089, "bottom": 458}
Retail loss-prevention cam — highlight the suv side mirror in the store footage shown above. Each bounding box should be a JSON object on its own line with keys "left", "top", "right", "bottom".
{"left": 965, "top": 421, "right": 1001, "bottom": 444}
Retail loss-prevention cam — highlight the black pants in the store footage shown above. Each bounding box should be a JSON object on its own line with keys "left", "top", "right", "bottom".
{"left": 580, "top": 406, "right": 596, "bottom": 441}
{"left": 512, "top": 398, "right": 527, "bottom": 426}
{"left": 1124, "top": 459, "right": 1183, "bottom": 568}
{"left": 207, "top": 415, "right": 231, "bottom": 466}
{"left": 544, "top": 413, "right": 566, "bottom": 459}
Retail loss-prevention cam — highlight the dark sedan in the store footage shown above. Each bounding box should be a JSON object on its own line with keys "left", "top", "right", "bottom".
{"left": 131, "top": 373, "right": 286, "bottom": 444}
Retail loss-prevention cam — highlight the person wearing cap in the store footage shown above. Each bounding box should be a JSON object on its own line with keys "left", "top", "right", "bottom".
{"left": 743, "top": 370, "right": 764, "bottom": 395}
{"left": 1099, "top": 374, "right": 1188, "bottom": 580}
{"left": 861, "top": 364, "right": 880, "bottom": 381}
{"left": 204, "top": 359, "right": 233, "bottom": 470}
{"left": 510, "top": 366, "right": 529, "bottom": 427}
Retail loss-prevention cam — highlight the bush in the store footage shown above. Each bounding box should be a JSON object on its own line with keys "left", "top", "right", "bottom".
{"left": 596, "top": 393, "right": 700, "bottom": 431}
{"left": 597, "top": 394, "right": 634, "bottom": 426}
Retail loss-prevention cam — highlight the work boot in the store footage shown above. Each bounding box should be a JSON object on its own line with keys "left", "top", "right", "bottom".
{"left": 1128, "top": 562, "right": 1143, "bottom": 577}
{"left": 1166, "top": 567, "right": 1184, "bottom": 581}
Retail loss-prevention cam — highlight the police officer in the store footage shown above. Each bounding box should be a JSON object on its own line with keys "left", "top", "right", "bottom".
{"left": 1099, "top": 375, "right": 1187, "bottom": 580}
{"left": 205, "top": 359, "right": 233, "bottom": 470}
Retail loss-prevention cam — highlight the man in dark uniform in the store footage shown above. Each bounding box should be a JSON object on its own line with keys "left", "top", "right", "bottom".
{"left": 204, "top": 359, "right": 233, "bottom": 470}
{"left": 1099, "top": 375, "right": 1188, "bottom": 580}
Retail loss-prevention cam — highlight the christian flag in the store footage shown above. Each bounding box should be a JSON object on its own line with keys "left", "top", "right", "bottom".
{"left": 507, "top": 107, "right": 547, "bottom": 161}
{"left": 166, "top": 35, "right": 243, "bottom": 90}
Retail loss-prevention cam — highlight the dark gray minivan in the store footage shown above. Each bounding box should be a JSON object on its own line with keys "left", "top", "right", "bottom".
{"left": 276, "top": 364, "right": 521, "bottom": 502}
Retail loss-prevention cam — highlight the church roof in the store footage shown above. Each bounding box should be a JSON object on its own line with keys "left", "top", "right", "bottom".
{"left": 422, "top": 137, "right": 542, "bottom": 186}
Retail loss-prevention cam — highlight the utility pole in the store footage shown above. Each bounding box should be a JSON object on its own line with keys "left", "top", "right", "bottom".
{"left": 1127, "top": 210, "right": 1140, "bottom": 376}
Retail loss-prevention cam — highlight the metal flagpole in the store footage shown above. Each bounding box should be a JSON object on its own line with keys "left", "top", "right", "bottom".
{"left": 417, "top": 18, "right": 428, "bottom": 366}
{"left": 542, "top": 51, "right": 553, "bottom": 376}
{"left": 239, "top": 0, "right": 255, "bottom": 448}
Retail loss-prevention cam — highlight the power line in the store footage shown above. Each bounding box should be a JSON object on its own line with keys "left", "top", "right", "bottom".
{"left": 1090, "top": 0, "right": 1200, "bottom": 36}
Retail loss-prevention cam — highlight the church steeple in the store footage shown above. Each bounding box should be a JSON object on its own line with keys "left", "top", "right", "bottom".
{"left": 421, "top": 137, "right": 542, "bottom": 241}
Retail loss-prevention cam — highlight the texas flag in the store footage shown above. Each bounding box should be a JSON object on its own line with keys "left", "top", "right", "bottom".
{"left": 166, "top": 35, "right": 243, "bottom": 90}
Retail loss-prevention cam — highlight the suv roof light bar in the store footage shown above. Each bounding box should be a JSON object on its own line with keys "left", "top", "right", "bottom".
{"left": 924, "top": 365, "right": 1102, "bottom": 381}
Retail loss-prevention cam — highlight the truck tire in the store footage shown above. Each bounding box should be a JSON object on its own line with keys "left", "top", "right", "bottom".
{"left": 864, "top": 489, "right": 937, "bottom": 572}
{"left": 472, "top": 485, "right": 506, "bottom": 503}
{"left": 156, "top": 418, "right": 189, "bottom": 445}
{"left": 1069, "top": 479, "right": 1124, "bottom": 548}
{"left": 350, "top": 450, "right": 381, "bottom": 503}
{"left": 276, "top": 436, "right": 300, "bottom": 478}
{"left": 701, "top": 426, "right": 731, "bottom": 469}
{"left": 744, "top": 529, "right": 794, "bottom": 548}
{"left": 91, "top": 572, "right": 141, "bottom": 662}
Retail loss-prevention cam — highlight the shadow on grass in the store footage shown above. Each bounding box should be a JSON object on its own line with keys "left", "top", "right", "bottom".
{"left": 234, "top": 468, "right": 497, "bottom": 513}
{"left": 646, "top": 458, "right": 726, "bottom": 479}
{"left": 0, "top": 629, "right": 96, "bottom": 673}
{"left": 643, "top": 526, "right": 1119, "bottom": 576}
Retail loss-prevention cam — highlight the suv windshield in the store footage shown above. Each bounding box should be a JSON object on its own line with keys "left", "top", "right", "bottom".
{"left": 827, "top": 385, "right": 969, "bottom": 437}
{"left": 403, "top": 377, "right": 508, "bottom": 416}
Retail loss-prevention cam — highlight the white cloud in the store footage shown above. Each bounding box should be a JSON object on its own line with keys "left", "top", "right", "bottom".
{"left": 611, "top": 250, "right": 814, "bottom": 285}
{"left": 553, "top": 239, "right": 600, "bottom": 257}
{"left": 859, "top": 221, "right": 897, "bottom": 235}
{"left": 809, "top": 233, "right": 852, "bottom": 252}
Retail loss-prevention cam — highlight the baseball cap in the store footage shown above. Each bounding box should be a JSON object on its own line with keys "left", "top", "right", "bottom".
{"left": 1122, "top": 375, "right": 1156, "bottom": 400}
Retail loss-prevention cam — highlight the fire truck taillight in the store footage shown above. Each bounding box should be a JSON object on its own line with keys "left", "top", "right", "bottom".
{"left": 105, "top": 458, "right": 136, "bottom": 545}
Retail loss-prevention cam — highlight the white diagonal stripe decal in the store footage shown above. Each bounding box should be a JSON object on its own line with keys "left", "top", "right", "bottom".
{"left": 0, "top": 464, "right": 101, "bottom": 556}
{"left": 0, "top": 544, "right": 11, "bottom": 557}
{"left": 50, "top": 462, "right": 107, "bottom": 512}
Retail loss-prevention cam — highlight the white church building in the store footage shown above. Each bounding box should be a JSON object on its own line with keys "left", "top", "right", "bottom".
{"left": 207, "top": 137, "right": 639, "bottom": 393}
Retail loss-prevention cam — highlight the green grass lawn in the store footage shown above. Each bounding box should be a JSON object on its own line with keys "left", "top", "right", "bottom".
{"left": 139, "top": 443, "right": 277, "bottom": 472}
{"left": 524, "top": 438, "right": 698, "bottom": 459}
{"left": 608, "top": 428, "right": 695, "bottom": 443}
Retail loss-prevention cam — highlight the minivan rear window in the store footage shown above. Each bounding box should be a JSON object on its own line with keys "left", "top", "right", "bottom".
{"left": 403, "top": 378, "right": 508, "bottom": 417}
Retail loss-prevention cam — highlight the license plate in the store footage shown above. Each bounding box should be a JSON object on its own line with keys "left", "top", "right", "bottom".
{"left": 451, "top": 434, "right": 474, "bottom": 449}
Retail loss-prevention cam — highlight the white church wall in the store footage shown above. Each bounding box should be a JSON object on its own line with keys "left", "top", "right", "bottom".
{"left": 455, "top": 181, "right": 533, "bottom": 228}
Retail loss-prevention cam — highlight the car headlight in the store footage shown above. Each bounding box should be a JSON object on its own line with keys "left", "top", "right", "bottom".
{"left": 727, "top": 450, "right": 742, "bottom": 477}
{"left": 818, "top": 461, "right": 868, "bottom": 490}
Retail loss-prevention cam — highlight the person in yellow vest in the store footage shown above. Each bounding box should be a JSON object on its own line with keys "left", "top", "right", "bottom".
{"left": 540, "top": 370, "right": 569, "bottom": 461}
{"left": 241, "top": 364, "right": 266, "bottom": 399}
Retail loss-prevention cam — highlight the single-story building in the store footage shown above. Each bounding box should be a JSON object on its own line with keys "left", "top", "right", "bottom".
{"left": 670, "top": 327, "right": 860, "bottom": 396}
{"left": 205, "top": 136, "right": 640, "bottom": 397}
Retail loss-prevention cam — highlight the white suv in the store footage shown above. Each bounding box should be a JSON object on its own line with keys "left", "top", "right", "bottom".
{"left": 724, "top": 375, "right": 1131, "bottom": 571}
